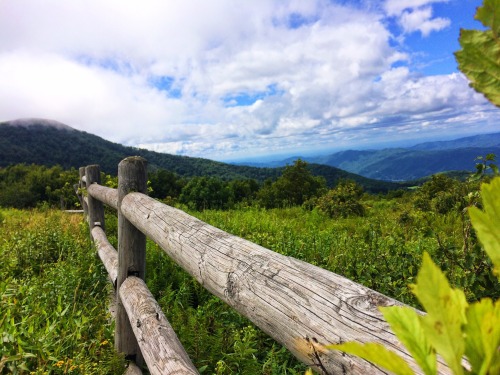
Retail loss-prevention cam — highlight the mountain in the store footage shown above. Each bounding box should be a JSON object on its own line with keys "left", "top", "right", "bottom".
{"left": 234, "top": 133, "right": 500, "bottom": 181}
{"left": 0, "top": 118, "right": 400, "bottom": 192}
{"left": 409, "top": 133, "right": 500, "bottom": 151}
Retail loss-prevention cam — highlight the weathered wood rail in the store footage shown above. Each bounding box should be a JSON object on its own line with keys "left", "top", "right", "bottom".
{"left": 78, "top": 157, "right": 450, "bottom": 375}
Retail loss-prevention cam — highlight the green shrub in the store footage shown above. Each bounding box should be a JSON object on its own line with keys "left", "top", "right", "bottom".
{"left": 316, "top": 180, "right": 365, "bottom": 218}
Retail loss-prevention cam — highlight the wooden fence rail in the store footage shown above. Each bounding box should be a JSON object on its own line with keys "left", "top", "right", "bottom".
{"left": 78, "top": 157, "right": 449, "bottom": 375}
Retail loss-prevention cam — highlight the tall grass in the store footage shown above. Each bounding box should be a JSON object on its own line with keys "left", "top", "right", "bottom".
{"left": 190, "top": 196, "right": 499, "bottom": 306}
{"left": 0, "top": 208, "right": 125, "bottom": 374}
{"left": 2, "top": 190, "right": 497, "bottom": 374}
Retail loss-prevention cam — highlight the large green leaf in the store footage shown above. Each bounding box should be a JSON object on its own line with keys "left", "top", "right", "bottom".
{"left": 464, "top": 298, "right": 500, "bottom": 374}
{"left": 327, "top": 342, "right": 415, "bottom": 375}
{"left": 410, "top": 253, "right": 468, "bottom": 375}
{"left": 476, "top": 0, "right": 500, "bottom": 35}
{"left": 381, "top": 306, "right": 436, "bottom": 375}
{"left": 468, "top": 177, "right": 500, "bottom": 278}
{"left": 455, "top": 0, "right": 500, "bottom": 107}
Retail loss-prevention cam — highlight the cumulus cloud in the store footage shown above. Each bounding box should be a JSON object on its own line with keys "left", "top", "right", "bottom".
{"left": 399, "top": 6, "right": 450, "bottom": 36}
{"left": 384, "top": 0, "right": 449, "bottom": 16}
{"left": 0, "top": 0, "right": 496, "bottom": 160}
{"left": 384, "top": 0, "right": 450, "bottom": 37}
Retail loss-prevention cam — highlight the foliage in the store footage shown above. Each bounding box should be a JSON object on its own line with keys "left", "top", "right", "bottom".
{"left": 316, "top": 180, "right": 365, "bottom": 218}
{"left": 148, "top": 169, "right": 185, "bottom": 201}
{"left": 0, "top": 164, "right": 79, "bottom": 209}
{"left": 469, "top": 177, "right": 500, "bottom": 278}
{"left": 0, "top": 209, "right": 125, "bottom": 374}
{"left": 329, "top": 251, "right": 500, "bottom": 375}
{"left": 143, "top": 234, "right": 306, "bottom": 374}
{"left": 179, "top": 176, "right": 232, "bottom": 210}
{"left": 455, "top": 0, "right": 500, "bottom": 107}
{"left": 228, "top": 178, "right": 260, "bottom": 206}
{"left": 472, "top": 153, "right": 499, "bottom": 180}
{"left": 257, "top": 159, "right": 326, "bottom": 208}
{"left": 412, "top": 174, "right": 468, "bottom": 214}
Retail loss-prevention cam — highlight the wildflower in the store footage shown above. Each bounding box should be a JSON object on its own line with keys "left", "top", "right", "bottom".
{"left": 55, "top": 360, "right": 65, "bottom": 368}
{"left": 100, "top": 339, "right": 109, "bottom": 346}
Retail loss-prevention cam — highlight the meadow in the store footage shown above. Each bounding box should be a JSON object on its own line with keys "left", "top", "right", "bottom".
{"left": 0, "top": 209, "right": 125, "bottom": 374}
{"left": 1, "top": 183, "right": 498, "bottom": 374}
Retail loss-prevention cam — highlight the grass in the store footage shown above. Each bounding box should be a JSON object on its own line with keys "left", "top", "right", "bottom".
{"left": 0, "top": 208, "right": 125, "bottom": 374}
{"left": 1, "top": 191, "right": 498, "bottom": 374}
{"left": 188, "top": 196, "right": 499, "bottom": 306}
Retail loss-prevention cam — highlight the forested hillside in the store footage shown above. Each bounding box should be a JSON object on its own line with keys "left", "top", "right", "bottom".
{"left": 0, "top": 118, "right": 400, "bottom": 192}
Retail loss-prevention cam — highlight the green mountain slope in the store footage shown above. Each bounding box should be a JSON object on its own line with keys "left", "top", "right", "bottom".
{"left": 0, "top": 118, "right": 400, "bottom": 192}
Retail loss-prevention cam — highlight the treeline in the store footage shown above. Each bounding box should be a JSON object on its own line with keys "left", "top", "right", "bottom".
{"left": 0, "top": 164, "right": 79, "bottom": 209}
{"left": 0, "top": 160, "right": 485, "bottom": 220}
{"left": 145, "top": 159, "right": 370, "bottom": 217}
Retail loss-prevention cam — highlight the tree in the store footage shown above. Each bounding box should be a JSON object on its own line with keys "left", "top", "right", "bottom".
{"left": 413, "top": 174, "right": 466, "bottom": 214}
{"left": 179, "top": 177, "right": 231, "bottom": 211}
{"left": 0, "top": 164, "right": 79, "bottom": 209}
{"left": 257, "top": 159, "right": 326, "bottom": 208}
{"left": 149, "top": 169, "right": 184, "bottom": 200}
{"left": 316, "top": 180, "right": 365, "bottom": 218}
{"left": 227, "top": 179, "right": 259, "bottom": 205}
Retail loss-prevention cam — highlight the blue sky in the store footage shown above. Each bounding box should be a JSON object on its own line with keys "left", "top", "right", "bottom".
{"left": 0, "top": 0, "right": 498, "bottom": 161}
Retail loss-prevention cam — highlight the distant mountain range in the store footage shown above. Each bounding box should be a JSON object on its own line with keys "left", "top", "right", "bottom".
{"left": 233, "top": 133, "right": 500, "bottom": 181}
{"left": 0, "top": 118, "right": 401, "bottom": 193}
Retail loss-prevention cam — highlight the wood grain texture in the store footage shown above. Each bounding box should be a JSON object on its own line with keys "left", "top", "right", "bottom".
{"left": 123, "top": 362, "right": 143, "bottom": 375}
{"left": 87, "top": 184, "right": 118, "bottom": 210}
{"left": 121, "top": 192, "right": 451, "bottom": 375}
{"left": 91, "top": 226, "right": 118, "bottom": 287}
{"left": 78, "top": 167, "right": 88, "bottom": 219}
{"left": 116, "top": 157, "right": 148, "bottom": 364}
{"left": 85, "top": 165, "right": 105, "bottom": 232}
{"left": 120, "top": 277, "right": 199, "bottom": 375}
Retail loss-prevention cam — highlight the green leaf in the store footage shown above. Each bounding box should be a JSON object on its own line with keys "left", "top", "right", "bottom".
{"left": 410, "top": 252, "right": 468, "bottom": 375}
{"left": 327, "top": 342, "right": 415, "bottom": 375}
{"left": 381, "top": 306, "right": 436, "bottom": 375}
{"left": 455, "top": 0, "right": 500, "bottom": 107}
{"left": 465, "top": 298, "right": 500, "bottom": 374}
{"left": 469, "top": 177, "right": 500, "bottom": 279}
{"left": 476, "top": 0, "right": 500, "bottom": 35}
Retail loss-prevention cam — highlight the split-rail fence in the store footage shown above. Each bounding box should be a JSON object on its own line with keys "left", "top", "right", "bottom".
{"left": 77, "top": 157, "right": 450, "bottom": 375}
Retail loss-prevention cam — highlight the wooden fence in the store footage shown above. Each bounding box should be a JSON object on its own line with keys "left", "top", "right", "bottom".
{"left": 77, "top": 157, "right": 449, "bottom": 375}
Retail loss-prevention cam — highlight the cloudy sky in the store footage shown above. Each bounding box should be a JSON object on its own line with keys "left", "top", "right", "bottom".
{"left": 1, "top": 0, "right": 498, "bottom": 161}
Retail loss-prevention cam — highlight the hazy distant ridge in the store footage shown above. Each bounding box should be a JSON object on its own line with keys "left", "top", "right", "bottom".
{"left": 233, "top": 133, "right": 500, "bottom": 181}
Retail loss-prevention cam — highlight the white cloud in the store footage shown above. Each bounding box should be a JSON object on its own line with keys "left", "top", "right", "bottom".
{"left": 384, "top": 0, "right": 450, "bottom": 37}
{"left": 384, "top": 0, "right": 449, "bottom": 16}
{"left": 399, "top": 6, "right": 450, "bottom": 36}
{"left": 0, "top": 0, "right": 496, "bottom": 161}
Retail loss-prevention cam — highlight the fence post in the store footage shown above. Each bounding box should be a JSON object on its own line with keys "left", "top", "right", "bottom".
{"left": 115, "top": 156, "right": 148, "bottom": 366}
{"left": 85, "top": 165, "right": 105, "bottom": 232}
{"left": 79, "top": 167, "right": 88, "bottom": 220}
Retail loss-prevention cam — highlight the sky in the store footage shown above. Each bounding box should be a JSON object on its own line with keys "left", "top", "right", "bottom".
{"left": 1, "top": 0, "right": 499, "bottom": 162}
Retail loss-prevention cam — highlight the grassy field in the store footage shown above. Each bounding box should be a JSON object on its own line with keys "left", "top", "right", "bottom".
{"left": 0, "top": 209, "right": 125, "bottom": 374}
{"left": 2, "top": 192, "right": 498, "bottom": 374}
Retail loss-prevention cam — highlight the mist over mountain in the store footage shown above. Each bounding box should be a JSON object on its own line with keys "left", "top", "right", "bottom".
{"left": 0, "top": 118, "right": 401, "bottom": 192}
{"left": 232, "top": 133, "right": 500, "bottom": 181}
